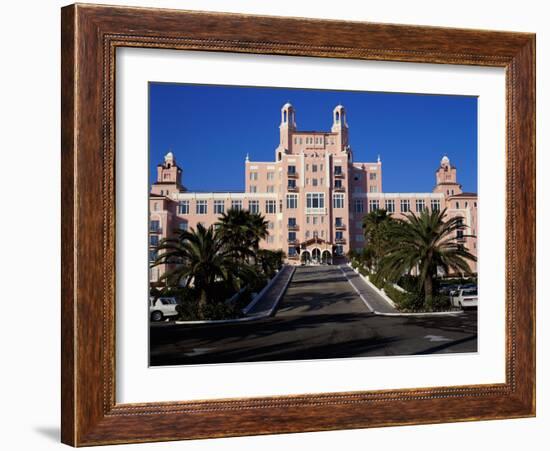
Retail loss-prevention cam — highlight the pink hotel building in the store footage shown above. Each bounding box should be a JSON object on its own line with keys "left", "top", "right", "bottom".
{"left": 149, "top": 103, "right": 478, "bottom": 281}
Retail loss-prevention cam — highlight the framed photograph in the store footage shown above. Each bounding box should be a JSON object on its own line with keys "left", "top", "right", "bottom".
{"left": 61, "top": 3, "right": 535, "bottom": 446}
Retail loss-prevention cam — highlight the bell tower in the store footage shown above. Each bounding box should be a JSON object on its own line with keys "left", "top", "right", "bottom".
{"left": 331, "top": 105, "right": 349, "bottom": 151}
{"left": 434, "top": 155, "right": 462, "bottom": 197}
{"left": 278, "top": 103, "right": 296, "bottom": 158}
{"left": 151, "top": 151, "right": 183, "bottom": 196}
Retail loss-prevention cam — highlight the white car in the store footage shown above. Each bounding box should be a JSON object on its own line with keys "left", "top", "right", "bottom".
{"left": 451, "top": 287, "right": 478, "bottom": 309}
{"left": 149, "top": 297, "right": 179, "bottom": 321}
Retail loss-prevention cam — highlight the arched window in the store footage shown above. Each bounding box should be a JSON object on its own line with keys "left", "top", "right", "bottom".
{"left": 283, "top": 110, "right": 287, "bottom": 123}
{"left": 278, "top": 152, "right": 282, "bottom": 161}
{"left": 335, "top": 111, "right": 340, "bottom": 122}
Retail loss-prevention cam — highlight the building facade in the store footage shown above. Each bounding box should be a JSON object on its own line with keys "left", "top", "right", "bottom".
{"left": 149, "top": 104, "right": 478, "bottom": 282}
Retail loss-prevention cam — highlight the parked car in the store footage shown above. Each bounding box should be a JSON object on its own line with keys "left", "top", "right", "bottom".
{"left": 149, "top": 297, "right": 179, "bottom": 321}
{"left": 451, "top": 287, "right": 478, "bottom": 309}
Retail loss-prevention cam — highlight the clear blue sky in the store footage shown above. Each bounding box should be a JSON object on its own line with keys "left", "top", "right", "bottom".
{"left": 149, "top": 83, "right": 477, "bottom": 193}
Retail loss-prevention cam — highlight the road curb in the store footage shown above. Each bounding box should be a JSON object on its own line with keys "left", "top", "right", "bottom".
{"left": 266, "top": 265, "right": 296, "bottom": 316}
{"left": 168, "top": 266, "right": 296, "bottom": 326}
{"left": 347, "top": 264, "right": 463, "bottom": 317}
{"left": 242, "top": 265, "right": 289, "bottom": 315}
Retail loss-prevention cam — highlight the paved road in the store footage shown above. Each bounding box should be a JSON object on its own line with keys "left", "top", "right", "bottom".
{"left": 339, "top": 265, "right": 398, "bottom": 313}
{"left": 150, "top": 265, "right": 477, "bottom": 366}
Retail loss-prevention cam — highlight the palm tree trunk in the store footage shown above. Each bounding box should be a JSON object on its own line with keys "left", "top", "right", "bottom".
{"left": 424, "top": 275, "right": 433, "bottom": 310}
{"left": 198, "top": 289, "right": 208, "bottom": 320}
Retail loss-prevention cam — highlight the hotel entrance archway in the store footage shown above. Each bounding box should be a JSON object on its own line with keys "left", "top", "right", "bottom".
{"left": 311, "top": 248, "right": 321, "bottom": 264}
{"left": 321, "top": 250, "right": 332, "bottom": 265}
{"left": 300, "top": 250, "right": 311, "bottom": 265}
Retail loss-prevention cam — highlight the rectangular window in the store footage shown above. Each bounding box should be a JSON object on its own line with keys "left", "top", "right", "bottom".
{"left": 248, "top": 200, "right": 259, "bottom": 214}
{"left": 231, "top": 200, "right": 242, "bottom": 211}
{"left": 333, "top": 193, "right": 345, "bottom": 208}
{"left": 288, "top": 231, "right": 296, "bottom": 241}
{"left": 306, "top": 193, "right": 325, "bottom": 209}
{"left": 268, "top": 221, "right": 274, "bottom": 229}
{"left": 149, "top": 249, "right": 157, "bottom": 262}
{"left": 267, "top": 236, "right": 274, "bottom": 244}
{"left": 416, "top": 199, "right": 426, "bottom": 212}
{"left": 431, "top": 199, "right": 441, "bottom": 211}
{"left": 178, "top": 222, "right": 188, "bottom": 231}
{"left": 334, "top": 165, "right": 342, "bottom": 175}
{"left": 334, "top": 179, "right": 342, "bottom": 188}
{"left": 313, "top": 217, "right": 318, "bottom": 225}
{"left": 369, "top": 173, "right": 377, "bottom": 180}
{"left": 288, "top": 179, "right": 296, "bottom": 188}
{"left": 288, "top": 165, "right": 296, "bottom": 175}
{"left": 385, "top": 199, "right": 395, "bottom": 213}
{"left": 335, "top": 217, "right": 343, "bottom": 227}
{"left": 336, "top": 231, "right": 343, "bottom": 240}
{"left": 213, "top": 200, "right": 225, "bottom": 214}
{"left": 312, "top": 164, "right": 318, "bottom": 172}
{"left": 288, "top": 246, "right": 297, "bottom": 256}
{"left": 265, "top": 200, "right": 276, "bottom": 214}
{"left": 312, "top": 178, "right": 318, "bottom": 186}
{"left": 369, "top": 199, "right": 380, "bottom": 212}
{"left": 267, "top": 172, "right": 274, "bottom": 181}
{"left": 400, "top": 199, "right": 410, "bottom": 213}
{"left": 149, "top": 235, "right": 159, "bottom": 246}
{"left": 369, "top": 185, "right": 378, "bottom": 193}
{"left": 286, "top": 194, "right": 298, "bottom": 209}
{"left": 196, "top": 200, "right": 207, "bottom": 214}
{"left": 177, "top": 200, "right": 189, "bottom": 214}
{"left": 267, "top": 185, "right": 274, "bottom": 193}
{"left": 354, "top": 199, "right": 364, "bottom": 213}
{"left": 334, "top": 245, "right": 344, "bottom": 256}
{"left": 150, "top": 220, "right": 160, "bottom": 231}
{"left": 288, "top": 217, "right": 296, "bottom": 227}
{"left": 250, "top": 172, "right": 258, "bottom": 181}
{"left": 250, "top": 185, "right": 257, "bottom": 193}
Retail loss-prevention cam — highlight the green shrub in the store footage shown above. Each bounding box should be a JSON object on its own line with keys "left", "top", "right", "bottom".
{"left": 397, "top": 274, "right": 419, "bottom": 293}
{"left": 369, "top": 271, "right": 386, "bottom": 290}
{"left": 358, "top": 266, "right": 369, "bottom": 277}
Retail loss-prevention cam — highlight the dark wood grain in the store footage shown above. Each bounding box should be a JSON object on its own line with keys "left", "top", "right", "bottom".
{"left": 61, "top": 3, "right": 536, "bottom": 446}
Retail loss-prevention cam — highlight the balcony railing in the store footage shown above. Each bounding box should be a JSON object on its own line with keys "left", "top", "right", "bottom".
{"left": 287, "top": 223, "right": 299, "bottom": 231}
{"left": 333, "top": 186, "right": 345, "bottom": 192}
{"left": 305, "top": 207, "right": 327, "bottom": 215}
{"left": 335, "top": 238, "right": 347, "bottom": 244}
{"left": 334, "top": 171, "right": 345, "bottom": 178}
{"left": 287, "top": 239, "right": 300, "bottom": 245}
{"left": 287, "top": 171, "right": 299, "bottom": 178}
{"left": 149, "top": 227, "right": 162, "bottom": 234}
{"left": 287, "top": 185, "right": 299, "bottom": 192}
{"left": 335, "top": 223, "right": 346, "bottom": 230}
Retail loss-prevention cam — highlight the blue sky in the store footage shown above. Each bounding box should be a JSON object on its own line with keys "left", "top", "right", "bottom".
{"left": 149, "top": 83, "right": 477, "bottom": 193}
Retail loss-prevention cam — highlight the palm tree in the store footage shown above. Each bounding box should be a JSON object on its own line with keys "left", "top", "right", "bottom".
{"left": 378, "top": 208, "right": 476, "bottom": 306}
{"left": 361, "top": 209, "right": 395, "bottom": 271}
{"left": 249, "top": 212, "right": 270, "bottom": 252}
{"left": 216, "top": 208, "right": 269, "bottom": 262}
{"left": 216, "top": 209, "right": 256, "bottom": 261}
{"left": 152, "top": 223, "right": 254, "bottom": 319}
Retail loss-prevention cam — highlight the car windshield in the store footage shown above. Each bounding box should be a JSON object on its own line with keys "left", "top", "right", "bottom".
{"left": 463, "top": 288, "right": 477, "bottom": 296}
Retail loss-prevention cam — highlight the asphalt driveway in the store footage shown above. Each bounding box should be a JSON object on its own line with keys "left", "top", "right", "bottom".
{"left": 150, "top": 265, "right": 477, "bottom": 365}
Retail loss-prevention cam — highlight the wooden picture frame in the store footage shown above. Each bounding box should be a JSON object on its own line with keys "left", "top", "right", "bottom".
{"left": 61, "top": 3, "right": 536, "bottom": 446}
